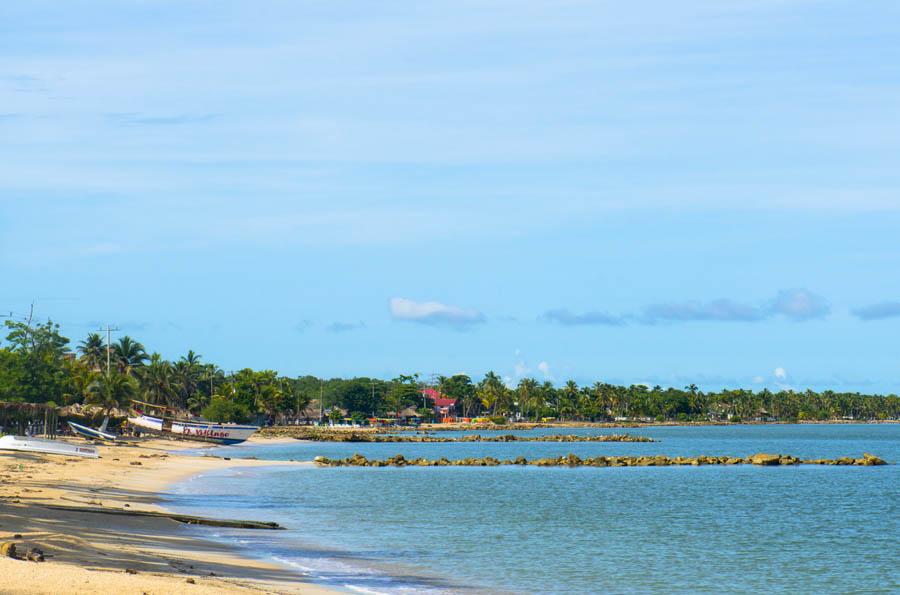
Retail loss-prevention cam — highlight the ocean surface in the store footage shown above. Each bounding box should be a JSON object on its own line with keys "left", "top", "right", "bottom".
{"left": 166, "top": 424, "right": 899, "bottom": 594}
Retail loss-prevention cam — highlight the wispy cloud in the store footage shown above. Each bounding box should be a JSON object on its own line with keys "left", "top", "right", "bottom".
{"left": 294, "top": 320, "right": 313, "bottom": 332}
{"left": 389, "top": 297, "right": 485, "bottom": 328}
{"left": 541, "top": 308, "right": 625, "bottom": 326}
{"left": 642, "top": 298, "right": 765, "bottom": 323}
{"left": 851, "top": 301, "right": 900, "bottom": 321}
{"left": 0, "top": 74, "right": 50, "bottom": 94}
{"left": 327, "top": 321, "right": 366, "bottom": 333}
{"left": 545, "top": 289, "right": 830, "bottom": 327}
{"left": 768, "top": 288, "right": 830, "bottom": 321}
{"left": 79, "top": 242, "right": 124, "bottom": 256}
{"left": 106, "top": 112, "right": 219, "bottom": 126}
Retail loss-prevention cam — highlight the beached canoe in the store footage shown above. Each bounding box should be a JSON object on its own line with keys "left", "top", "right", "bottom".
{"left": 68, "top": 420, "right": 117, "bottom": 441}
{"left": 0, "top": 434, "right": 100, "bottom": 458}
{"left": 128, "top": 412, "right": 258, "bottom": 445}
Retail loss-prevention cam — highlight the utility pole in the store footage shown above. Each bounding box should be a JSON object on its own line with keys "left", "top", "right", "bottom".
{"left": 99, "top": 324, "right": 119, "bottom": 376}
{"left": 25, "top": 303, "right": 34, "bottom": 350}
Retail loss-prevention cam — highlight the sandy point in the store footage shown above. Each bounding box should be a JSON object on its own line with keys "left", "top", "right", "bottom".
{"left": 0, "top": 437, "right": 333, "bottom": 594}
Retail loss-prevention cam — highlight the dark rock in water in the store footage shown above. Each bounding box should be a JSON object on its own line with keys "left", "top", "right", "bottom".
{"left": 125, "top": 568, "right": 139, "bottom": 574}
{"left": 749, "top": 453, "right": 781, "bottom": 466}
{"left": 564, "top": 454, "right": 582, "bottom": 466}
{"left": 859, "top": 453, "right": 886, "bottom": 466}
{"left": 25, "top": 547, "right": 44, "bottom": 562}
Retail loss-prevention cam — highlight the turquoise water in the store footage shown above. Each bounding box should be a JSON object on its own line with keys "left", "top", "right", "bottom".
{"left": 168, "top": 425, "right": 899, "bottom": 594}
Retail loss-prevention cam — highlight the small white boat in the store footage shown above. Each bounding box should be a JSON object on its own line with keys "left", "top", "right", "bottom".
{"left": 128, "top": 400, "right": 258, "bottom": 445}
{"left": 68, "top": 418, "right": 117, "bottom": 441}
{"left": 0, "top": 435, "right": 100, "bottom": 459}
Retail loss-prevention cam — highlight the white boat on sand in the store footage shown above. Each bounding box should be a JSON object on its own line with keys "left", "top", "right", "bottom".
{"left": 0, "top": 435, "right": 100, "bottom": 459}
{"left": 128, "top": 400, "right": 258, "bottom": 445}
{"left": 68, "top": 417, "right": 117, "bottom": 441}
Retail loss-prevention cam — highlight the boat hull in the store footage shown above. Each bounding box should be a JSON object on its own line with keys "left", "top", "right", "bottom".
{"left": 68, "top": 421, "right": 117, "bottom": 441}
{"left": 128, "top": 415, "right": 258, "bottom": 445}
{"left": 0, "top": 435, "right": 100, "bottom": 458}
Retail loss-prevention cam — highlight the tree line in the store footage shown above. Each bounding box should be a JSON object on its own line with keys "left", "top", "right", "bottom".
{"left": 0, "top": 319, "right": 897, "bottom": 424}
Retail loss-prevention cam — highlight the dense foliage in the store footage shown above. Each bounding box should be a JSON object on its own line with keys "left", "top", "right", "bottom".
{"left": 0, "top": 319, "right": 897, "bottom": 423}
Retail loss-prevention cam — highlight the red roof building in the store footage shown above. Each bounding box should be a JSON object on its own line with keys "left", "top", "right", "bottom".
{"left": 422, "top": 388, "right": 457, "bottom": 421}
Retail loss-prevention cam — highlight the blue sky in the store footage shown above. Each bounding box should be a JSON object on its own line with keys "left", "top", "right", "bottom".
{"left": 1, "top": 1, "right": 899, "bottom": 392}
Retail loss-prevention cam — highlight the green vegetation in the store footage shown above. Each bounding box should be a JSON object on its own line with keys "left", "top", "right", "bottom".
{"left": 0, "top": 318, "right": 898, "bottom": 423}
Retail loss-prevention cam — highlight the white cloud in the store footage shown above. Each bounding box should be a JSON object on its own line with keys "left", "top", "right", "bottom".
{"left": 774, "top": 367, "right": 787, "bottom": 380}
{"left": 537, "top": 361, "right": 552, "bottom": 380}
{"left": 389, "top": 297, "right": 485, "bottom": 328}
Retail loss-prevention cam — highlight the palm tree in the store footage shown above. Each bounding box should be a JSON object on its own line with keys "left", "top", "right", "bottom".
{"left": 517, "top": 378, "right": 541, "bottom": 421}
{"left": 477, "top": 371, "right": 505, "bottom": 415}
{"left": 62, "top": 359, "right": 99, "bottom": 405}
{"left": 78, "top": 333, "right": 106, "bottom": 372}
{"left": 87, "top": 372, "right": 137, "bottom": 415}
{"left": 138, "top": 353, "right": 175, "bottom": 407}
{"left": 113, "top": 336, "right": 148, "bottom": 375}
{"left": 172, "top": 356, "right": 201, "bottom": 409}
{"left": 187, "top": 392, "right": 211, "bottom": 414}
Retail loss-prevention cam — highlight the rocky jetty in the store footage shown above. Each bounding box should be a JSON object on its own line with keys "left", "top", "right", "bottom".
{"left": 261, "top": 427, "right": 654, "bottom": 442}
{"left": 313, "top": 452, "right": 888, "bottom": 467}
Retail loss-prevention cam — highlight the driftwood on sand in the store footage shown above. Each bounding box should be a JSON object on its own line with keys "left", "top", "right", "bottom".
{"left": 38, "top": 504, "right": 284, "bottom": 530}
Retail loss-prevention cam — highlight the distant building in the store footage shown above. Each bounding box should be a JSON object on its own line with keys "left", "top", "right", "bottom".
{"left": 422, "top": 388, "right": 457, "bottom": 421}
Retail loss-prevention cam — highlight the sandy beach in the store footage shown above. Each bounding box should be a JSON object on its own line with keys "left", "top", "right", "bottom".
{"left": 0, "top": 437, "right": 337, "bottom": 595}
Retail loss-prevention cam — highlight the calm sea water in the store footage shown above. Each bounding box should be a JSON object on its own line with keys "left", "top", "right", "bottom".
{"left": 167, "top": 425, "right": 899, "bottom": 594}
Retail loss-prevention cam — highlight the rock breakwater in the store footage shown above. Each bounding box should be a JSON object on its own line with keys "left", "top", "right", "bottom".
{"left": 313, "top": 452, "right": 887, "bottom": 467}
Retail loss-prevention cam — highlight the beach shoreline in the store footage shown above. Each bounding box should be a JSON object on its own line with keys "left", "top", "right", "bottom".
{"left": 0, "top": 436, "right": 337, "bottom": 595}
